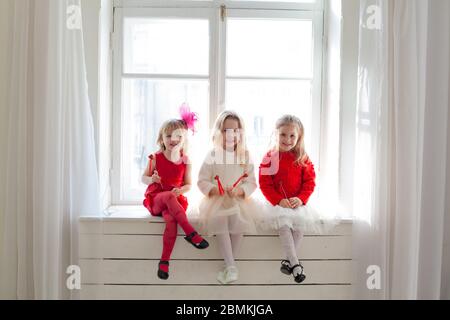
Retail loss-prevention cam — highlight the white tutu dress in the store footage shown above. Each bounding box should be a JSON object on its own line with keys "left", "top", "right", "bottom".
{"left": 255, "top": 151, "right": 332, "bottom": 235}
{"left": 253, "top": 191, "right": 327, "bottom": 234}
{"left": 196, "top": 149, "right": 259, "bottom": 236}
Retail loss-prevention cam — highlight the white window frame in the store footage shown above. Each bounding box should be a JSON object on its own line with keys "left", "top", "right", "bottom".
{"left": 111, "top": 0, "right": 324, "bottom": 205}
{"left": 114, "top": 0, "right": 323, "bottom": 11}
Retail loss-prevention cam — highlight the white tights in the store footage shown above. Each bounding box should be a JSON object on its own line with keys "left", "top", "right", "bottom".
{"left": 216, "top": 233, "right": 243, "bottom": 268}
{"left": 278, "top": 226, "right": 304, "bottom": 275}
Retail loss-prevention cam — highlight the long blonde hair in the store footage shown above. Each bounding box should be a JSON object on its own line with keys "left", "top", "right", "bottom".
{"left": 156, "top": 119, "right": 189, "bottom": 156}
{"left": 274, "top": 115, "right": 308, "bottom": 166}
{"left": 211, "top": 111, "right": 249, "bottom": 167}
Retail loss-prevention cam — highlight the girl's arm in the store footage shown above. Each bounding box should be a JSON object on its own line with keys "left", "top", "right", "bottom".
{"left": 178, "top": 164, "right": 192, "bottom": 194}
{"left": 297, "top": 159, "right": 316, "bottom": 205}
{"left": 197, "top": 155, "right": 217, "bottom": 197}
{"left": 259, "top": 154, "right": 285, "bottom": 206}
{"left": 141, "top": 155, "right": 157, "bottom": 185}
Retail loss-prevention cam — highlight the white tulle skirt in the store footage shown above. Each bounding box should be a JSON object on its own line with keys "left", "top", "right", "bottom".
{"left": 248, "top": 194, "right": 336, "bottom": 235}
{"left": 195, "top": 195, "right": 258, "bottom": 236}
{"left": 256, "top": 204, "right": 326, "bottom": 234}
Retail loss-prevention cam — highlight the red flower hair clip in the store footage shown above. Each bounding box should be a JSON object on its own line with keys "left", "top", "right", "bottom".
{"left": 179, "top": 103, "right": 198, "bottom": 135}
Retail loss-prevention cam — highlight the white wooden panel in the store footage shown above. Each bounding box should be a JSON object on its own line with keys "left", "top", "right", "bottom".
{"left": 79, "top": 209, "right": 352, "bottom": 236}
{"left": 78, "top": 215, "right": 353, "bottom": 300}
{"left": 80, "top": 259, "right": 352, "bottom": 285}
{"left": 81, "top": 284, "right": 352, "bottom": 300}
{"left": 97, "top": 221, "right": 352, "bottom": 236}
{"left": 79, "top": 221, "right": 104, "bottom": 234}
{"left": 79, "top": 234, "right": 352, "bottom": 260}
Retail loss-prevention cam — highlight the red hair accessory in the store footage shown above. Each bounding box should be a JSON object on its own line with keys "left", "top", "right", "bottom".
{"left": 179, "top": 103, "right": 198, "bottom": 135}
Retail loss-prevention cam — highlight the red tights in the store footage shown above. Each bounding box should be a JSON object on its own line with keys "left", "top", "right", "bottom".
{"left": 151, "top": 192, "right": 201, "bottom": 268}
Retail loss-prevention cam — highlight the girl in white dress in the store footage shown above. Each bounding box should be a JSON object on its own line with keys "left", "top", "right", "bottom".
{"left": 197, "top": 111, "right": 257, "bottom": 284}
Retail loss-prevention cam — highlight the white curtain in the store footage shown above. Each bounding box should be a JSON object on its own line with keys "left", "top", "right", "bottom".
{"left": 0, "top": 0, "right": 100, "bottom": 299}
{"left": 353, "top": 0, "right": 450, "bottom": 299}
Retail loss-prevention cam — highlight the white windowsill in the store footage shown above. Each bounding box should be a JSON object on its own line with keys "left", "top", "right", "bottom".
{"left": 79, "top": 205, "right": 354, "bottom": 224}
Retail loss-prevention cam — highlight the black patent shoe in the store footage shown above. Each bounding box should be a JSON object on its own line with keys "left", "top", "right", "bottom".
{"left": 157, "top": 261, "right": 169, "bottom": 280}
{"left": 280, "top": 260, "right": 292, "bottom": 275}
{"left": 291, "top": 263, "right": 306, "bottom": 284}
{"left": 184, "top": 232, "right": 209, "bottom": 249}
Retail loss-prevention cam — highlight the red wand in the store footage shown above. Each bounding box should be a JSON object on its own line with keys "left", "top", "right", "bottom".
{"left": 148, "top": 154, "right": 154, "bottom": 171}
{"left": 232, "top": 173, "right": 248, "bottom": 191}
{"left": 214, "top": 175, "right": 225, "bottom": 196}
{"left": 279, "top": 181, "right": 293, "bottom": 208}
{"left": 148, "top": 154, "right": 163, "bottom": 188}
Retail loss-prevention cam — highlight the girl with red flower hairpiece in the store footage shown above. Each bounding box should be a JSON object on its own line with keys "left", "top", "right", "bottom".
{"left": 142, "top": 104, "right": 209, "bottom": 280}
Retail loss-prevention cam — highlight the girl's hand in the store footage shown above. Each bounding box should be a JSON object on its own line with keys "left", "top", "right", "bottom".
{"left": 279, "top": 199, "right": 292, "bottom": 209}
{"left": 289, "top": 197, "right": 303, "bottom": 209}
{"left": 151, "top": 170, "right": 161, "bottom": 184}
{"left": 172, "top": 188, "right": 182, "bottom": 197}
{"left": 209, "top": 187, "right": 220, "bottom": 197}
{"left": 227, "top": 187, "right": 244, "bottom": 198}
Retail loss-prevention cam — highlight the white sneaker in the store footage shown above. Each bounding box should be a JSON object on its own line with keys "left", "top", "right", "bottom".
{"left": 217, "top": 266, "right": 239, "bottom": 285}
{"left": 217, "top": 270, "right": 226, "bottom": 284}
{"left": 224, "top": 266, "right": 239, "bottom": 284}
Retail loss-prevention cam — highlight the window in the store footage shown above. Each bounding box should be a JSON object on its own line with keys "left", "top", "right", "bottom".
{"left": 112, "top": 0, "right": 324, "bottom": 204}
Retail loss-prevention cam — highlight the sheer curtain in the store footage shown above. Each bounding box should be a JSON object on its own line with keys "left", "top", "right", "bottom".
{"left": 0, "top": 0, "right": 100, "bottom": 299}
{"left": 353, "top": 0, "right": 450, "bottom": 299}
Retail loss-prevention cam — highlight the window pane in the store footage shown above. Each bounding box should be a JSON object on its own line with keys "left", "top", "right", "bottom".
{"left": 226, "top": 80, "right": 312, "bottom": 161}
{"left": 121, "top": 79, "right": 209, "bottom": 201}
{"left": 227, "top": 19, "right": 313, "bottom": 78}
{"left": 123, "top": 18, "right": 209, "bottom": 75}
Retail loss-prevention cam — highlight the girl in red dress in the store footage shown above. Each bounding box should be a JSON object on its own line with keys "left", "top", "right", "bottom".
{"left": 142, "top": 105, "right": 209, "bottom": 280}
{"left": 259, "top": 115, "right": 322, "bottom": 284}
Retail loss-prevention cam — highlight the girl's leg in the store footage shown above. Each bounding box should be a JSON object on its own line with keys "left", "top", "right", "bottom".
{"left": 228, "top": 215, "right": 243, "bottom": 255}
{"left": 216, "top": 233, "right": 235, "bottom": 267}
{"left": 153, "top": 192, "right": 204, "bottom": 244}
{"left": 279, "top": 226, "right": 302, "bottom": 276}
{"left": 292, "top": 229, "right": 304, "bottom": 251}
{"left": 230, "top": 234, "right": 243, "bottom": 256}
{"left": 216, "top": 217, "right": 239, "bottom": 284}
{"left": 156, "top": 212, "right": 178, "bottom": 279}
{"left": 160, "top": 211, "right": 178, "bottom": 264}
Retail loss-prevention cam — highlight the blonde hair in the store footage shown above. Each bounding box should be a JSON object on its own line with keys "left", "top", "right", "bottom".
{"left": 274, "top": 115, "right": 308, "bottom": 166}
{"left": 212, "top": 111, "right": 249, "bottom": 167}
{"left": 156, "top": 119, "right": 189, "bottom": 156}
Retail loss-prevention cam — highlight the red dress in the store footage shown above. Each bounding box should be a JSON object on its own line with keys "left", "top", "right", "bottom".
{"left": 143, "top": 152, "right": 189, "bottom": 215}
{"left": 259, "top": 151, "right": 316, "bottom": 206}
